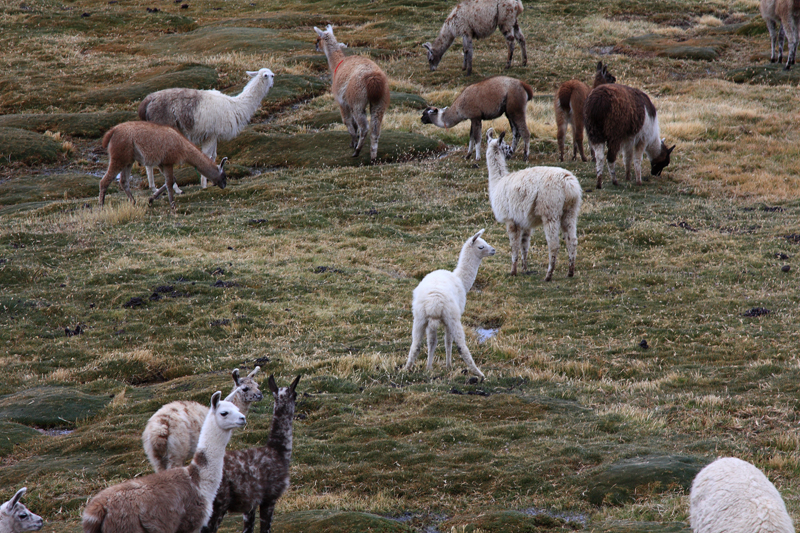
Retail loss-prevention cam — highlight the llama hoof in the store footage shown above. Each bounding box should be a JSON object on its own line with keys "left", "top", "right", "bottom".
{"left": 612, "top": 179, "right": 619, "bottom": 186}
{"left": 544, "top": 274, "right": 553, "bottom": 282}
{"left": 148, "top": 197, "right": 155, "bottom": 205}
{"left": 568, "top": 268, "right": 575, "bottom": 277}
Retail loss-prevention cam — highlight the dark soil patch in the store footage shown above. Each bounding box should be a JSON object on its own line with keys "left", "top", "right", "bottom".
{"left": 123, "top": 296, "right": 145, "bottom": 308}
{"left": 743, "top": 307, "right": 770, "bottom": 317}
{"left": 784, "top": 234, "right": 800, "bottom": 244}
{"left": 209, "top": 318, "right": 230, "bottom": 327}
{"left": 0, "top": 128, "right": 61, "bottom": 166}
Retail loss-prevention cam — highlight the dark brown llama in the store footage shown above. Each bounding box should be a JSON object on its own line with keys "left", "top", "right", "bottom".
{"left": 554, "top": 61, "right": 616, "bottom": 162}
{"left": 202, "top": 375, "right": 301, "bottom": 533}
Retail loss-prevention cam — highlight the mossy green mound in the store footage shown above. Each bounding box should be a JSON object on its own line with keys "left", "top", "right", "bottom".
{"left": 0, "top": 112, "right": 136, "bottom": 138}
{"left": 615, "top": 34, "right": 726, "bottom": 60}
{"left": 218, "top": 130, "right": 445, "bottom": 167}
{"left": 274, "top": 510, "right": 414, "bottom": 533}
{"left": 586, "top": 455, "right": 708, "bottom": 506}
{"left": 725, "top": 63, "right": 800, "bottom": 84}
{"left": 264, "top": 75, "right": 327, "bottom": 111}
{"left": 0, "top": 172, "right": 98, "bottom": 206}
{"left": 152, "top": 26, "right": 308, "bottom": 55}
{"left": 588, "top": 521, "right": 691, "bottom": 533}
{"left": 390, "top": 92, "right": 428, "bottom": 109}
{"left": 0, "top": 387, "right": 111, "bottom": 428}
{"left": 0, "top": 421, "right": 40, "bottom": 456}
{"left": 72, "top": 64, "right": 218, "bottom": 106}
{"left": 297, "top": 111, "right": 343, "bottom": 129}
{"left": 0, "top": 128, "right": 61, "bottom": 166}
{"left": 449, "top": 510, "right": 571, "bottom": 532}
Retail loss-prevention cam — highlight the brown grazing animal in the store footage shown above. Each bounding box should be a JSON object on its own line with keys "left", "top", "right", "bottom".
{"left": 202, "top": 375, "right": 301, "bottom": 533}
{"left": 98, "top": 121, "right": 227, "bottom": 209}
{"left": 583, "top": 84, "right": 674, "bottom": 189}
{"left": 761, "top": 0, "right": 800, "bottom": 69}
{"left": 82, "top": 392, "right": 246, "bottom": 533}
{"left": 423, "top": 0, "right": 526, "bottom": 75}
{"left": 555, "top": 61, "right": 616, "bottom": 162}
{"left": 421, "top": 76, "right": 533, "bottom": 160}
{"left": 314, "top": 25, "right": 390, "bottom": 162}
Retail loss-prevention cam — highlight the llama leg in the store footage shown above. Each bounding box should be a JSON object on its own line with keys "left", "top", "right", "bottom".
{"left": 562, "top": 212, "right": 578, "bottom": 277}
{"left": 146, "top": 166, "right": 158, "bottom": 193}
{"left": 199, "top": 140, "right": 217, "bottom": 189}
{"left": 404, "top": 315, "right": 426, "bottom": 371}
{"left": 462, "top": 35, "right": 474, "bottom": 75}
{"left": 448, "top": 318, "right": 484, "bottom": 378}
{"left": 467, "top": 119, "right": 481, "bottom": 160}
{"left": 425, "top": 321, "right": 438, "bottom": 371}
{"left": 369, "top": 102, "right": 386, "bottom": 162}
{"left": 606, "top": 142, "right": 619, "bottom": 186}
{"left": 242, "top": 509, "right": 256, "bottom": 533}
{"left": 514, "top": 23, "right": 527, "bottom": 66}
{"left": 622, "top": 144, "right": 634, "bottom": 182}
{"left": 119, "top": 167, "right": 136, "bottom": 204}
{"left": 162, "top": 166, "right": 177, "bottom": 209}
{"left": 543, "top": 218, "right": 561, "bottom": 282}
{"left": 767, "top": 19, "right": 781, "bottom": 62}
{"left": 556, "top": 115, "right": 567, "bottom": 162}
{"left": 200, "top": 501, "right": 227, "bottom": 533}
{"left": 633, "top": 144, "right": 645, "bottom": 185}
{"left": 508, "top": 116, "right": 520, "bottom": 155}
{"left": 522, "top": 124, "right": 530, "bottom": 161}
{"left": 592, "top": 143, "right": 606, "bottom": 189}
{"left": 339, "top": 105, "right": 358, "bottom": 148}
{"left": 444, "top": 325, "right": 453, "bottom": 370}
{"left": 503, "top": 29, "right": 516, "bottom": 69}
{"left": 353, "top": 112, "right": 369, "bottom": 158}
{"left": 786, "top": 23, "right": 799, "bottom": 69}
{"left": 779, "top": 25, "right": 786, "bottom": 63}
{"left": 520, "top": 227, "right": 531, "bottom": 273}
{"left": 99, "top": 163, "right": 127, "bottom": 206}
{"left": 506, "top": 221, "right": 521, "bottom": 275}
{"left": 258, "top": 502, "right": 276, "bottom": 533}
{"left": 573, "top": 112, "right": 587, "bottom": 162}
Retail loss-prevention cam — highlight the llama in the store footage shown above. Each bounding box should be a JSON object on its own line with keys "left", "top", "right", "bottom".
{"left": 82, "top": 392, "right": 246, "bottom": 533}
{"left": 555, "top": 61, "right": 616, "bottom": 162}
{"left": 142, "top": 367, "right": 263, "bottom": 473}
{"left": 202, "top": 375, "right": 301, "bottom": 533}
{"left": 485, "top": 129, "right": 582, "bottom": 280}
{"left": 583, "top": 84, "right": 674, "bottom": 189}
{"left": 99, "top": 121, "right": 227, "bottom": 209}
{"left": 760, "top": 0, "right": 800, "bottom": 69}
{"left": 0, "top": 488, "right": 43, "bottom": 533}
{"left": 139, "top": 68, "right": 273, "bottom": 189}
{"left": 403, "top": 230, "right": 495, "bottom": 379}
{"left": 690, "top": 457, "right": 795, "bottom": 533}
{"left": 423, "top": 0, "right": 526, "bottom": 75}
{"left": 313, "top": 25, "right": 390, "bottom": 162}
{"left": 421, "top": 76, "right": 533, "bottom": 161}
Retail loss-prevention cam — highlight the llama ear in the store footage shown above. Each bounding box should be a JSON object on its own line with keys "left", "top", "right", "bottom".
{"left": 219, "top": 157, "right": 228, "bottom": 169}
{"left": 486, "top": 127, "right": 495, "bottom": 142}
{"left": 471, "top": 229, "right": 486, "bottom": 243}
{"left": 290, "top": 375, "right": 301, "bottom": 392}
{"left": 325, "top": 24, "right": 333, "bottom": 34}
{"left": 668, "top": 144, "right": 676, "bottom": 154}
{"left": 597, "top": 61, "right": 603, "bottom": 71}
{"left": 8, "top": 488, "right": 26, "bottom": 509}
{"left": 339, "top": 43, "right": 348, "bottom": 49}
{"left": 313, "top": 26, "right": 324, "bottom": 36}
{"left": 247, "top": 366, "right": 260, "bottom": 379}
{"left": 268, "top": 374, "right": 279, "bottom": 395}
{"left": 246, "top": 70, "right": 258, "bottom": 78}
{"left": 422, "top": 42, "right": 432, "bottom": 52}
{"left": 498, "top": 131, "right": 506, "bottom": 143}
{"left": 210, "top": 391, "right": 222, "bottom": 410}
{"left": 232, "top": 368, "right": 241, "bottom": 387}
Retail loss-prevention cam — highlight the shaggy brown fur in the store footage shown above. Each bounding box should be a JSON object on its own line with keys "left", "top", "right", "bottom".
{"left": 98, "top": 121, "right": 226, "bottom": 209}
{"left": 554, "top": 62, "right": 616, "bottom": 162}
{"left": 314, "top": 25, "right": 390, "bottom": 162}
{"left": 761, "top": 0, "right": 800, "bottom": 69}
{"left": 421, "top": 76, "right": 533, "bottom": 160}
{"left": 584, "top": 84, "right": 674, "bottom": 189}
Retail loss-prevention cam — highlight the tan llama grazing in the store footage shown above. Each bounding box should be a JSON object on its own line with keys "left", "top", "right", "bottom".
{"left": 82, "top": 392, "right": 246, "bottom": 533}
{"left": 761, "top": 0, "right": 800, "bottom": 69}
{"left": 583, "top": 84, "right": 674, "bottom": 189}
{"left": 421, "top": 76, "right": 532, "bottom": 161}
{"left": 98, "top": 121, "right": 227, "bottom": 209}
{"left": 142, "top": 367, "right": 263, "bottom": 472}
{"left": 423, "top": 0, "right": 526, "bottom": 75}
{"left": 555, "top": 61, "right": 616, "bottom": 162}
{"left": 314, "top": 25, "right": 390, "bottom": 162}
{"left": 0, "top": 488, "right": 43, "bottom": 533}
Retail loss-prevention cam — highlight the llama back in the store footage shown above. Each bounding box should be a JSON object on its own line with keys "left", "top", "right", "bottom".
{"left": 584, "top": 84, "right": 654, "bottom": 144}
{"left": 143, "top": 400, "right": 208, "bottom": 472}
{"left": 556, "top": 80, "right": 588, "bottom": 116}
{"left": 412, "top": 270, "right": 467, "bottom": 316}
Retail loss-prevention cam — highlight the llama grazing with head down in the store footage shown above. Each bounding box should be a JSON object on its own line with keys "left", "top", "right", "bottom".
{"left": 403, "top": 230, "right": 495, "bottom": 379}
{"left": 82, "top": 392, "right": 246, "bottom": 533}
{"left": 423, "top": 0, "right": 526, "bottom": 75}
{"left": 99, "top": 121, "right": 227, "bottom": 209}
{"left": 485, "top": 129, "right": 581, "bottom": 280}
{"left": 583, "top": 84, "right": 674, "bottom": 189}
{"left": 555, "top": 61, "right": 616, "bottom": 162}
{"left": 760, "top": 0, "right": 800, "bottom": 69}
{"left": 138, "top": 68, "right": 274, "bottom": 190}
{"left": 201, "top": 375, "right": 301, "bottom": 533}
{"left": 142, "top": 367, "right": 263, "bottom": 473}
{"left": 421, "top": 76, "right": 533, "bottom": 161}
{"left": 313, "top": 25, "right": 390, "bottom": 162}
{"left": 690, "top": 457, "right": 795, "bottom": 533}
{"left": 0, "top": 488, "right": 43, "bottom": 533}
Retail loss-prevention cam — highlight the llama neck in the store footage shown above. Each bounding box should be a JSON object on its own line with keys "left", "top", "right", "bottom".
{"left": 486, "top": 149, "right": 508, "bottom": 192}
{"left": 437, "top": 107, "right": 463, "bottom": 128}
{"left": 192, "top": 411, "right": 234, "bottom": 500}
{"left": 432, "top": 26, "right": 455, "bottom": 57}
{"left": 266, "top": 401, "right": 295, "bottom": 460}
{"left": 186, "top": 148, "right": 220, "bottom": 180}
{"left": 453, "top": 244, "right": 483, "bottom": 293}
{"left": 323, "top": 45, "right": 346, "bottom": 76}
{"left": 231, "top": 76, "right": 270, "bottom": 119}
{"left": 643, "top": 114, "right": 663, "bottom": 160}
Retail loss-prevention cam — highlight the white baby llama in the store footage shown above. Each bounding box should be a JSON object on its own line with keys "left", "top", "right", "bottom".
{"left": 82, "top": 392, "right": 246, "bottom": 533}
{"left": 142, "top": 367, "right": 263, "bottom": 472}
{"left": 690, "top": 457, "right": 795, "bottom": 533}
{"left": 485, "top": 129, "right": 582, "bottom": 280}
{"left": 138, "top": 68, "right": 274, "bottom": 190}
{"left": 404, "top": 229, "right": 495, "bottom": 379}
{"left": 0, "top": 488, "right": 43, "bottom": 533}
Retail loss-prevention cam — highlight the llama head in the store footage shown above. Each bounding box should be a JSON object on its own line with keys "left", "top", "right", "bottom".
{"left": 485, "top": 128, "right": 514, "bottom": 161}
{"left": 212, "top": 157, "right": 228, "bottom": 189}
{"left": 422, "top": 42, "right": 442, "bottom": 71}
{"left": 420, "top": 106, "right": 447, "bottom": 127}
{"left": 650, "top": 140, "right": 675, "bottom": 176}
{"left": 210, "top": 391, "right": 247, "bottom": 432}
{"left": 313, "top": 25, "right": 341, "bottom": 53}
{"left": 246, "top": 68, "right": 274, "bottom": 90}
{"left": 267, "top": 374, "right": 301, "bottom": 416}
{"left": 0, "top": 488, "right": 43, "bottom": 532}
{"left": 231, "top": 366, "right": 264, "bottom": 404}
{"left": 594, "top": 61, "right": 616, "bottom": 86}
{"left": 467, "top": 229, "right": 496, "bottom": 259}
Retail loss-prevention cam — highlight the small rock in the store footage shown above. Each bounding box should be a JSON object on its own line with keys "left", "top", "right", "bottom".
{"left": 776, "top": 252, "right": 790, "bottom": 260}
{"left": 123, "top": 296, "right": 145, "bottom": 308}
{"left": 149, "top": 292, "right": 161, "bottom": 301}
{"left": 639, "top": 339, "right": 649, "bottom": 350}
{"left": 81, "top": 12, "right": 90, "bottom": 17}
{"left": 467, "top": 376, "right": 479, "bottom": 385}
{"left": 180, "top": 4, "right": 188, "bottom": 8}
{"left": 782, "top": 265, "right": 791, "bottom": 272}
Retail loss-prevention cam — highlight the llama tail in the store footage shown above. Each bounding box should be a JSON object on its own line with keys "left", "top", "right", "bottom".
{"left": 137, "top": 95, "right": 152, "bottom": 121}
{"left": 82, "top": 499, "right": 106, "bottom": 533}
{"left": 563, "top": 172, "right": 583, "bottom": 211}
{"left": 365, "top": 72, "right": 389, "bottom": 106}
{"left": 521, "top": 81, "right": 534, "bottom": 102}
{"left": 101, "top": 127, "right": 116, "bottom": 151}
{"left": 556, "top": 86, "right": 572, "bottom": 115}
{"left": 143, "top": 421, "right": 171, "bottom": 472}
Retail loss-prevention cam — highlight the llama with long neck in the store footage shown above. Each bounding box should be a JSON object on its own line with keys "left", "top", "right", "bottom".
{"left": 202, "top": 375, "right": 301, "bottom": 533}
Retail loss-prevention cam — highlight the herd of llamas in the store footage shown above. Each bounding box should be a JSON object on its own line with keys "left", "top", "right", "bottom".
{"left": 5, "top": 0, "right": 800, "bottom": 531}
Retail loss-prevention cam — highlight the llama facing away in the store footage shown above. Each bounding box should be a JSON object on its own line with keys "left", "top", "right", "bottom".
{"left": 583, "top": 84, "right": 674, "bottom": 189}
{"left": 404, "top": 230, "right": 495, "bottom": 379}
{"left": 690, "top": 457, "right": 795, "bottom": 533}
{"left": 421, "top": 76, "right": 533, "bottom": 161}
{"left": 423, "top": 0, "right": 526, "bottom": 75}
{"left": 0, "top": 488, "right": 43, "bottom": 533}
{"left": 485, "top": 129, "right": 581, "bottom": 280}
{"left": 555, "top": 61, "right": 616, "bottom": 162}
{"left": 142, "top": 367, "right": 263, "bottom": 473}
{"left": 760, "top": 0, "right": 800, "bottom": 69}
{"left": 202, "top": 375, "right": 301, "bottom": 533}
{"left": 82, "top": 392, "right": 246, "bottom": 533}
{"left": 139, "top": 68, "right": 274, "bottom": 189}
{"left": 314, "top": 25, "right": 390, "bottom": 162}
{"left": 99, "top": 121, "right": 227, "bottom": 209}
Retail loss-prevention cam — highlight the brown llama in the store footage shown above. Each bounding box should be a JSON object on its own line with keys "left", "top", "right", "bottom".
{"left": 421, "top": 76, "right": 533, "bottom": 161}
{"left": 313, "top": 25, "right": 390, "bottom": 162}
{"left": 98, "top": 121, "right": 227, "bottom": 209}
{"left": 761, "top": 0, "right": 800, "bottom": 69}
{"left": 583, "top": 84, "right": 675, "bottom": 189}
{"left": 82, "top": 392, "right": 246, "bottom": 533}
{"left": 554, "top": 61, "right": 616, "bottom": 162}
{"left": 201, "top": 375, "right": 301, "bottom": 533}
